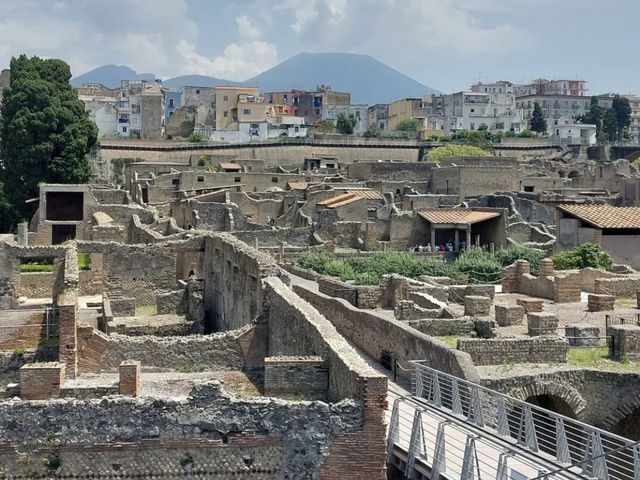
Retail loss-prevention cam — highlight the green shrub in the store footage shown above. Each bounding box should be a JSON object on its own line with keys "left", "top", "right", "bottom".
{"left": 12, "top": 347, "right": 26, "bottom": 356}
{"left": 495, "top": 244, "right": 545, "bottom": 275}
{"left": 426, "top": 144, "right": 491, "bottom": 165}
{"left": 297, "top": 251, "right": 333, "bottom": 275}
{"left": 551, "top": 243, "right": 613, "bottom": 271}
{"left": 455, "top": 248, "right": 501, "bottom": 284}
{"left": 187, "top": 132, "right": 206, "bottom": 143}
{"left": 324, "top": 260, "right": 356, "bottom": 281}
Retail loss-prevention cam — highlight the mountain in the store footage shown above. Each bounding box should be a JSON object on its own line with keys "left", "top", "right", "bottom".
{"left": 161, "top": 75, "right": 243, "bottom": 90}
{"left": 71, "top": 53, "right": 439, "bottom": 103}
{"left": 246, "top": 52, "right": 439, "bottom": 104}
{"left": 71, "top": 65, "right": 156, "bottom": 88}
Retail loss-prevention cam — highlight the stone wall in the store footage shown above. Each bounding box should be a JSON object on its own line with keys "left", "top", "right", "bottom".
{"left": 318, "top": 275, "right": 386, "bottom": 310}
{"left": 0, "top": 310, "right": 48, "bottom": 350}
{"left": 264, "top": 356, "right": 328, "bottom": 400}
{"left": 78, "top": 326, "right": 253, "bottom": 372}
{"left": 17, "top": 272, "right": 54, "bottom": 298}
{"left": 610, "top": 325, "right": 640, "bottom": 361}
{"left": 595, "top": 277, "right": 640, "bottom": 298}
{"left": 501, "top": 259, "right": 581, "bottom": 302}
{"left": 457, "top": 337, "right": 568, "bottom": 365}
{"left": 0, "top": 347, "right": 57, "bottom": 385}
{"left": 293, "top": 283, "right": 479, "bottom": 382}
{"left": 264, "top": 278, "right": 387, "bottom": 479}
{"left": 0, "top": 382, "right": 371, "bottom": 480}
{"left": 203, "top": 233, "right": 281, "bottom": 332}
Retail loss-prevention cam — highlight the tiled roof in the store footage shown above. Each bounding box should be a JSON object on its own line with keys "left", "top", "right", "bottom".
{"left": 287, "top": 181, "right": 308, "bottom": 190}
{"left": 418, "top": 209, "right": 501, "bottom": 225}
{"left": 558, "top": 204, "right": 640, "bottom": 229}
{"left": 317, "top": 190, "right": 384, "bottom": 209}
{"left": 219, "top": 162, "right": 242, "bottom": 170}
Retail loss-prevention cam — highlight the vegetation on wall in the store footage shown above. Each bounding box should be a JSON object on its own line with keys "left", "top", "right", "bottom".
{"left": 297, "top": 245, "right": 546, "bottom": 285}
{"left": 0, "top": 55, "right": 98, "bottom": 231}
{"left": 111, "top": 157, "right": 144, "bottom": 184}
{"left": 395, "top": 118, "right": 422, "bottom": 132}
{"left": 551, "top": 243, "right": 613, "bottom": 271}
{"left": 336, "top": 113, "right": 357, "bottom": 134}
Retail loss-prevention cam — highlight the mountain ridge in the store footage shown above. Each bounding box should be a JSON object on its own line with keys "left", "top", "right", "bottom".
{"left": 71, "top": 52, "right": 439, "bottom": 104}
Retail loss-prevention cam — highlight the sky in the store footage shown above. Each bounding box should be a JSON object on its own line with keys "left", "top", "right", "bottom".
{"left": 0, "top": 0, "right": 637, "bottom": 95}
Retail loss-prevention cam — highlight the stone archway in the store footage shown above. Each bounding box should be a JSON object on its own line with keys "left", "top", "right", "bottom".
{"left": 508, "top": 381, "right": 587, "bottom": 419}
{"left": 601, "top": 393, "right": 640, "bottom": 439}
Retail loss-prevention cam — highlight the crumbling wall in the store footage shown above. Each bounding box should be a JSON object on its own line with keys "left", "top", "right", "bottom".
{"left": 0, "top": 382, "right": 368, "bottom": 480}
{"left": 457, "top": 337, "right": 568, "bottom": 365}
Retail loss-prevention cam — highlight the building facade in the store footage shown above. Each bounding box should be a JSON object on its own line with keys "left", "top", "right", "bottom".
{"left": 367, "top": 104, "right": 389, "bottom": 131}
{"left": 181, "top": 86, "right": 216, "bottom": 135}
{"left": 443, "top": 91, "right": 523, "bottom": 134}
{"left": 388, "top": 98, "right": 429, "bottom": 131}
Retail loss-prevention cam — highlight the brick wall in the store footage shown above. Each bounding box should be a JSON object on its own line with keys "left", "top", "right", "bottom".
{"left": 0, "top": 310, "right": 48, "bottom": 350}
{"left": 610, "top": 325, "right": 640, "bottom": 361}
{"left": 457, "top": 337, "right": 568, "bottom": 365}
{"left": 264, "top": 356, "right": 328, "bottom": 400}
{"left": 17, "top": 272, "right": 54, "bottom": 298}
{"left": 19, "top": 362, "right": 65, "bottom": 400}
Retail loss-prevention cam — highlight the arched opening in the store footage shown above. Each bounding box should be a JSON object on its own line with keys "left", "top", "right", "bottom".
{"left": 611, "top": 407, "right": 640, "bottom": 440}
{"left": 526, "top": 394, "right": 577, "bottom": 419}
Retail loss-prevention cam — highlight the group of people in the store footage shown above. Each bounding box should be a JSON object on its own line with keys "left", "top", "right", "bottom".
{"left": 413, "top": 241, "right": 470, "bottom": 253}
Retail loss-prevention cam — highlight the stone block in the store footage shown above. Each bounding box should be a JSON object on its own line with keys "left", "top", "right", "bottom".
{"left": 610, "top": 325, "right": 640, "bottom": 361}
{"left": 517, "top": 298, "right": 543, "bottom": 313}
{"left": 19, "top": 362, "right": 65, "bottom": 400}
{"left": 119, "top": 360, "right": 141, "bottom": 397}
{"left": 587, "top": 294, "right": 615, "bottom": 312}
{"left": 527, "top": 312, "right": 558, "bottom": 336}
{"left": 110, "top": 297, "right": 136, "bottom": 317}
{"left": 494, "top": 304, "right": 525, "bottom": 327}
{"left": 464, "top": 295, "right": 492, "bottom": 316}
{"left": 565, "top": 326, "right": 601, "bottom": 347}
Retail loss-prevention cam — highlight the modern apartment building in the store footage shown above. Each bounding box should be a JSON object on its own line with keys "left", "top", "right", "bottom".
{"left": 387, "top": 98, "right": 429, "bottom": 131}
{"left": 442, "top": 90, "right": 523, "bottom": 134}
{"left": 214, "top": 86, "right": 261, "bottom": 131}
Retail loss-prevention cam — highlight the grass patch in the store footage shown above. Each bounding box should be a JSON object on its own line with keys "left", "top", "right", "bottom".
{"left": 20, "top": 263, "right": 53, "bottom": 272}
{"left": 434, "top": 335, "right": 463, "bottom": 348}
{"left": 567, "top": 344, "right": 638, "bottom": 372}
{"left": 615, "top": 297, "right": 637, "bottom": 308}
{"left": 77, "top": 254, "right": 91, "bottom": 271}
{"left": 136, "top": 304, "right": 157, "bottom": 317}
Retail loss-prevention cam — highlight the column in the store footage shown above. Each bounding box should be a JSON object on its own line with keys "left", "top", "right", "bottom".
{"left": 475, "top": 234, "right": 480, "bottom": 248}
{"left": 454, "top": 230, "right": 460, "bottom": 252}
{"left": 466, "top": 229, "right": 471, "bottom": 248}
{"left": 430, "top": 228, "right": 436, "bottom": 252}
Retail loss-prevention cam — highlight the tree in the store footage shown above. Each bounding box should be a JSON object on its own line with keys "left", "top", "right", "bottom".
{"left": 577, "top": 96, "right": 603, "bottom": 135}
{"left": 395, "top": 118, "right": 422, "bottom": 132}
{"left": 0, "top": 55, "right": 98, "bottom": 230}
{"left": 336, "top": 113, "right": 357, "bottom": 134}
{"left": 426, "top": 144, "right": 491, "bottom": 165}
{"left": 530, "top": 102, "right": 547, "bottom": 134}
{"left": 318, "top": 120, "right": 335, "bottom": 133}
{"left": 363, "top": 125, "right": 380, "bottom": 138}
{"left": 612, "top": 95, "right": 631, "bottom": 142}
{"left": 602, "top": 108, "right": 619, "bottom": 142}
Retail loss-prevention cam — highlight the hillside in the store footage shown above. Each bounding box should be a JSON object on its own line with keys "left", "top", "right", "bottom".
{"left": 247, "top": 52, "right": 439, "bottom": 104}
{"left": 71, "top": 65, "right": 156, "bottom": 88}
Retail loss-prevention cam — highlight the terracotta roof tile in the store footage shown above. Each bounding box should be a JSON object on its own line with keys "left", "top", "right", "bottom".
{"left": 317, "top": 190, "right": 384, "bottom": 209}
{"left": 418, "top": 209, "right": 501, "bottom": 225}
{"left": 219, "top": 162, "right": 242, "bottom": 170}
{"left": 558, "top": 204, "right": 640, "bottom": 229}
{"left": 287, "top": 181, "right": 308, "bottom": 190}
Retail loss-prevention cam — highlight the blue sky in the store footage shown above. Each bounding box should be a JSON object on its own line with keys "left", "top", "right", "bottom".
{"left": 0, "top": 0, "right": 637, "bottom": 95}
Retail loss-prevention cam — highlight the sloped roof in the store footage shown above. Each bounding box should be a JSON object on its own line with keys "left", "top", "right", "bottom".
{"left": 558, "top": 204, "right": 640, "bottom": 229}
{"left": 418, "top": 209, "right": 501, "bottom": 225}
{"left": 317, "top": 190, "right": 384, "bottom": 209}
{"left": 219, "top": 163, "right": 242, "bottom": 170}
{"left": 288, "top": 181, "right": 308, "bottom": 191}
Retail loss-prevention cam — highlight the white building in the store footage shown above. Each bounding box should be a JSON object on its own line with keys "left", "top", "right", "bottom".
{"left": 78, "top": 95, "right": 118, "bottom": 138}
{"left": 321, "top": 104, "right": 368, "bottom": 134}
{"left": 210, "top": 115, "right": 307, "bottom": 144}
{"left": 442, "top": 90, "right": 523, "bottom": 134}
{"left": 551, "top": 123, "right": 596, "bottom": 145}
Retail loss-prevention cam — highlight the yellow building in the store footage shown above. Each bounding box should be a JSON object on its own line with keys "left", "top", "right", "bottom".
{"left": 387, "top": 98, "right": 429, "bottom": 131}
{"left": 215, "top": 86, "right": 260, "bottom": 130}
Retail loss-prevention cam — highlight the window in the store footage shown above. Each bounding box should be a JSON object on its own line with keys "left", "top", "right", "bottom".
{"left": 122, "top": 126, "right": 127, "bottom": 133}
{"left": 283, "top": 94, "right": 288, "bottom": 104}
{"left": 169, "top": 111, "right": 174, "bottom": 117}
{"left": 223, "top": 111, "right": 228, "bottom": 117}
{"left": 234, "top": 177, "right": 241, "bottom": 182}
{"left": 197, "top": 176, "right": 204, "bottom": 182}
{"left": 326, "top": 163, "right": 335, "bottom": 169}
{"left": 268, "top": 94, "right": 273, "bottom": 103}
{"left": 169, "top": 99, "right": 174, "bottom": 107}
{"left": 223, "top": 95, "right": 229, "bottom": 101}
{"left": 367, "top": 208, "right": 377, "bottom": 220}
{"left": 243, "top": 108, "right": 251, "bottom": 115}
{"left": 380, "top": 122, "right": 384, "bottom": 129}
{"left": 271, "top": 177, "right": 278, "bottom": 183}
{"left": 172, "top": 179, "right": 179, "bottom": 186}
{"left": 196, "top": 89, "right": 200, "bottom": 94}
{"left": 524, "top": 186, "right": 534, "bottom": 192}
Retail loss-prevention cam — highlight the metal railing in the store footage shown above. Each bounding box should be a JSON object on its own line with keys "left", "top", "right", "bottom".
{"left": 402, "top": 361, "right": 639, "bottom": 480}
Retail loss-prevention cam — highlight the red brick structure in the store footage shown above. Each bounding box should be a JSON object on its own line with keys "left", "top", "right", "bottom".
{"left": 19, "top": 362, "right": 65, "bottom": 400}
{"left": 119, "top": 360, "right": 141, "bottom": 396}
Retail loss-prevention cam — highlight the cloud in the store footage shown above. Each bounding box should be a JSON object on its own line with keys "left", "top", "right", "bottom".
{"left": 236, "top": 15, "right": 262, "bottom": 41}
{"left": 272, "top": 0, "right": 530, "bottom": 55}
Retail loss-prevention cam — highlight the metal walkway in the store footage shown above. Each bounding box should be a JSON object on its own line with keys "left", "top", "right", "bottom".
{"left": 387, "top": 362, "right": 640, "bottom": 480}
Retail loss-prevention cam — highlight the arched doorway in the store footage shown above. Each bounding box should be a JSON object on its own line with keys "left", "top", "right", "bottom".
{"left": 611, "top": 408, "right": 640, "bottom": 440}
{"left": 526, "top": 394, "right": 578, "bottom": 419}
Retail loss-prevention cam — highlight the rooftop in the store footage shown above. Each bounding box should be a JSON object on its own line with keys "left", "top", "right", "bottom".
{"left": 418, "top": 209, "right": 501, "bottom": 225}
{"left": 317, "top": 190, "right": 384, "bottom": 208}
{"left": 558, "top": 204, "right": 640, "bottom": 229}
